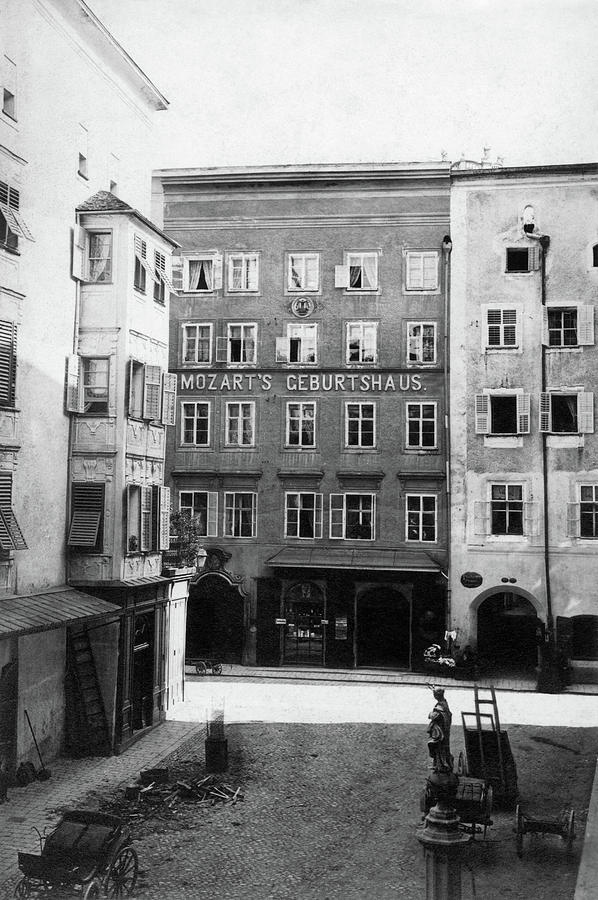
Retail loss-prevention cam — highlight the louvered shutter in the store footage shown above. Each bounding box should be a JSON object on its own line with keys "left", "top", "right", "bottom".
{"left": 68, "top": 483, "right": 104, "bottom": 548}
{"left": 523, "top": 502, "right": 539, "bottom": 537}
{"left": 334, "top": 265, "right": 349, "bottom": 288}
{"left": 6, "top": 207, "right": 34, "bottom": 242}
{"left": 541, "top": 307, "right": 549, "bottom": 346}
{"left": 207, "top": 491, "right": 218, "bottom": 537}
{"left": 143, "top": 365, "right": 162, "bottom": 420}
{"left": 422, "top": 253, "right": 438, "bottom": 290}
{"left": 215, "top": 337, "right": 228, "bottom": 362}
{"left": 213, "top": 254, "right": 223, "bottom": 289}
{"left": 578, "top": 392, "right": 594, "bottom": 433}
{"left": 474, "top": 394, "right": 489, "bottom": 434}
{"left": 578, "top": 305, "right": 594, "bottom": 346}
{"left": 0, "top": 472, "right": 27, "bottom": 550}
{"left": 539, "top": 392, "right": 552, "bottom": 432}
{"left": 158, "top": 486, "right": 171, "bottom": 550}
{"left": 329, "top": 493, "right": 345, "bottom": 539}
{"left": 72, "top": 225, "right": 86, "bottom": 280}
{"left": 161, "top": 372, "right": 177, "bottom": 425}
{"left": 407, "top": 254, "right": 424, "bottom": 290}
{"left": 135, "top": 236, "right": 154, "bottom": 278}
{"left": 140, "top": 486, "right": 152, "bottom": 551}
{"left": 473, "top": 500, "right": 490, "bottom": 535}
{"left": 275, "top": 337, "right": 290, "bottom": 362}
{"left": 567, "top": 502, "right": 580, "bottom": 538}
{"left": 171, "top": 257, "right": 184, "bottom": 291}
{"left": 65, "top": 354, "right": 83, "bottom": 413}
{"left": 517, "top": 393, "right": 531, "bottom": 433}
{"left": 0, "top": 320, "right": 16, "bottom": 406}
{"left": 529, "top": 244, "right": 540, "bottom": 270}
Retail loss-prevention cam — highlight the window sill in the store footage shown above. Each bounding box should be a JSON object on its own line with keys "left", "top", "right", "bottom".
{"left": 2, "top": 109, "right": 18, "bottom": 125}
{"left": 484, "top": 347, "right": 520, "bottom": 353}
{"left": 485, "top": 534, "right": 528, "bottom": 543}
{"left": 403, "top": 289, "right": 440, "bottom": 296}
{"left": 545, "top": 346, "right": 582, "bottom": 354}
{"left": 77, "top": 171, "right": 89, "bottom": 181}
{"left": 546, "top": 434, "right": 585, "bottom": 448}
{"left": 134, "top": 287, "right": 146, "bottom": 296}
{"left": 182, "top": 289, "right": 216, "bottom": 295}
{"left": 484, "top": 436, "right": 524, "bottom": 448}
{"left": 0, "top": 242, "right": 20, "bottom": 256}
{"left": 343, "top": 290, "right": 379, "bottom": 296}
{"left": 404, "top": 447, "right": 439, "bottom": 454}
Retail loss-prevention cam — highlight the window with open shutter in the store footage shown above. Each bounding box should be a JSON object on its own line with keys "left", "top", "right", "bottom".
{"left": 579, "top": 392, "right": 594, "bottom": 433}
{"left": 158, "top": 485, "right": 171, "bottom": 550}
{"left": 474, "top": 394, "right": 489, "bottom": 434}
{"left": 143, "top": 365, "right": 162, "bottom": 420}
{"left": 567, "top": 502, "right": 581, "bottom": 538}
{"left": 276, "top": 336, "right": 290, "bottom": 363}
{"left": 0, "top": 472, "right": 27, "bottom": 550}
{"left": 0, "top": 320, "right": 16, "bottom": 407}
{"left": 65, "top": 354, "right": 83, "bottom": 413}
{"left": 334, "top": 265, "right": 349, "bottom": 288}
{"left": 72, "top": 225, "right": 86, "bottom": 280}
{"left": 473, "top": 500, "right": 490, "bottom": 536}
{"left": 140, "top": 486, "right": 152, "bottom": 551}
{"left": 215, "top": 336, "right": 228, "bottom": 363}
{"left": 578, "top": 305, "right": 595, "bottom": 346}
{"left": 128, "top": 359, "right": 144, "bottom": 418}
{"left": 539, "top": 392, "right": 552, "bottom": 432}
{"left": 68, "top": 483, "right": 104, "bottom": 550}
{"left": 329, "top": 494, "right": 345, "bottom": 539}
{"left": 517, "top": 393, "right": 531, "bottom": 433}
{"left": 171, "top": 257, "right": 184, "bottom": 291}
{"left": 161, "top": 372, "right": 177, "bottom": 425}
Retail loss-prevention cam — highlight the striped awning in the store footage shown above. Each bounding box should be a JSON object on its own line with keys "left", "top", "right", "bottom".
{"left": 0, "top": 588, "right": 121, "bottom": 638}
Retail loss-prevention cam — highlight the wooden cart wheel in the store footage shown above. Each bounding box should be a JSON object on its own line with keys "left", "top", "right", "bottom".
{"left": 564, "top": 809, "right": 575, "bottom": 852}
{"left": 103, "top": 846, "right": 138, "bottom": 898}
{"left": 195, "top": 661, "right": 207, "bottom": 676}
{"left": 83, "top": 878, "right": 102, "bottom": 900}
{"left": 515, "top": 804, "right": 524, "bottom": 858}
{"left": 457, "top": 751, "right": 468, "bottom": 777}
{"left": 13, "top": 878, "right": 30, "bottom": 899}
{"left": 212, "top": 663, "right": 223, "bottom": 675}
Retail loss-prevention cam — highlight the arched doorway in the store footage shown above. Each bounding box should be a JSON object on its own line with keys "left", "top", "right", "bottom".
{"left": 186, "top": 574, "right": 244, "bottom": 663}
{"left": 477, "top": 591, "right": 540, "bottom": 674}
{"left": 356, "top": 587, "right": 410, "bottom": 668}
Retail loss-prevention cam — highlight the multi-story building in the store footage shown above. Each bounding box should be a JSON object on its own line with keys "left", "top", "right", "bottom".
{"left": 0, "top": 0, "right": 181, "bottom": 773}
{"left": 153, "top": 163, "right": 452, "bottom": 671}
{"left": 449, "top": 163, "right": 598, "bottom": 685}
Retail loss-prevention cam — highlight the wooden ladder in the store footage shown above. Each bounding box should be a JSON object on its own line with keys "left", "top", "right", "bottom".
{"left": 472, "top": 685, "right": 506, "bottom": 797}
{"left": 67, "top": 629, "right": 111, "bottom": 755}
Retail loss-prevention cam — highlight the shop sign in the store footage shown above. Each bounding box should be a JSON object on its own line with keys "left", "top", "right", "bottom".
{"left": 275, "top": 618, "right": 287, "bottom": 625}
{"left": 180, "top": 371, "right": 424, "bottom": 393}
{"left": 460, "top": 572, "right": 483, "bottom": 588}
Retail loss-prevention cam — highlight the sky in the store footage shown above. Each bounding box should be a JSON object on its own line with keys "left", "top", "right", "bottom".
{"left": 90, "top": 0, "right": 598, "bottom": 171}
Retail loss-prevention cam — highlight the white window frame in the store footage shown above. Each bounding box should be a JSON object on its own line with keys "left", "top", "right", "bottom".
{"left": 336, "top": 251, "right": 379, "bottom": 292}
{"left": 539, "top": 391, "right": 594, "bottom": 434}
{"left": 574, "top": 484, "right": 598, "bottom": 540}
{"left": 405, "top": 493, "right": 437, "bottom": 543}
{"left": 2, "top": 55, "right": 17, "bottom": 121}
{"left": 329, "top": 493, "right": 376, "bottom": 541}
{"left": 86, "top": 231, "right": 112, "bottom": 283}
{"left": 406, "top": 401, "right": 437, "bottom": 449}
{"left": 488, "top": 482, "right": 525, "bottom": 537}
{"left": 505, "top": 245, "right": 538, "bottom": 274}
{"left": 345, "top": 401, "right": 376, "bottom": 449}
{"left": 484, "top": 307, "right": 520, "bottom": 350}
{"left": 407, "top": 321, "right": 436, "bottom": 365}
{"left": 134, "top": 234, "right": 152, "bottom": 294}
{"left": 181, "top": 400, "right": 211, "bottom": 447}
{"left": 223, "top": 491, "right": 257, "bottom": 538}
{"left": 218, "top": 323, "right": 257, "bottom": 366}
{"left": 225, "top": 401, "right": 256, "bottom": 447}
{"left": 474, "top": 482, "right": 538, "bottom": 540}
{"left": 227, "top": 252, "right": 259, "bottom": 292}
{"left": 285, "top": 401, "right": 316, "bottom": 448}
{"left": 284, "top": 492, "right": 323, "bottom": 539}
{"left": 78, "top": 123, "right": 88, "bottom": 180}
{"left": 276, "top": 323, "right": 318, "bottom": 364}
{"left": 178, "top": 490, "right": 218, "bottom": 537}
{"left": 287, "top": 252, "right": 320, "bottom": 292}
{"left": 474, "top": 391, "right": 530, "bottom": 436}
{"left": 544, "top": 305, "right": 594, "bottom": 348}
{"left": 182, "top": 323, "right": 213, "bottom": 365}
{"left": 404, "top": 251, "right": 439, "bottom": 293}
{"left": 81, "top": 357, "right": 109, "bottom": 414}
{"left": 346, "top": 321, "right": 378, "bottom": 365}
{"left": 183, "top": 254, "right": 223, "bottom": 293}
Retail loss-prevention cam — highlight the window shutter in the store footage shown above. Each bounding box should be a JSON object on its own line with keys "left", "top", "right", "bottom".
{"left": 213, "top": 254, "right": 223, "bottom": 289}
{"left": 523, "top": 502, "right": 539, "bottom": 537}
{"left": 578, "top": 392, "right": 594, "bottom": 433}
{"left": 314, "top": 493, "right": 323, "bottom": 539}
{"left": 68, "top": 483, "right": 104, "bottom": 547}
{"left": 161, "top": 372, "right": 177, "bottom": 425}
{"left": 143, "top": 365, "right": 162, "bottom": 420}
{"left": 159, "top": 485, "right": 170, "bottom": 550}
{"left": 517, "top": 393, "right": 531, "bottom": 433}
{"left": 127, "top": 359, "right": 137, "bottom": 417}
{"left": 329, "top": 493, "right": 344, "bottom": 539}
{"left": 334, "top": 265, "right": 349, "bottom": 288}
{"left": 578, "top": 305, "right": 594, "bottom": 345}
{"left": 529, "top": 244, "right": 540, "bottom": 270}
{"left": 207, "top": 491, "right": 218, "bottom": 537}
{"left": 0, "top": 320, "right": 16, "bottom": 406}
{"left": 72, "top": 225, "right": 86, "bottom": 280}
{"left": 0, "top": 473, "right": 27, "bottom": 550}
{"left": 474, "top": 394, "right": 489, "bottom": 434}
{"left": 473, "top": 500, "right": 490, "bottom": 536}
{"left": 275, "top": 337, "right": 290, "bottom": 363}
{"left": 567, "top": 502, "right": 580, "bottom": 538}
{"left": 406, "top": 254, "right": 424, "bottom": 290}
{"left": 65, "top": 354, "right": 83, "bottom": 413}
{"left": 140, "top": 485, "right": 152, "bottom": 551}
{"left": 539, "top": 392, "right": 552, "bottom": 432}
{"left": 215, "top": 336, "right": 228, "bottom": 363}
{"left": 171, "top": 257, "right": 184, "bottom": 291}
{"left": 541, "top": 307, "right": 549, "bottom": 346}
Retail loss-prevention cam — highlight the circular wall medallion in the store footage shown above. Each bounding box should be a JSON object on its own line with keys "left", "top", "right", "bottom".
{"left": 460, "top": 571, "right": 483, "bottom": 588}
{"left": 290, "top": 296, "right": 316, "bottom": 318}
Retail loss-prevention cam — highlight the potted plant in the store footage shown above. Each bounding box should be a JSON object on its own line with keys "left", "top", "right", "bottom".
{"left": 162, "top": 511, "right": 205, "bottom": 575}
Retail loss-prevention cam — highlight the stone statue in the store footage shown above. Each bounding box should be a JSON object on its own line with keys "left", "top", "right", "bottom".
{"left": 427, "top": 687, "right": 453, "bottom": 774}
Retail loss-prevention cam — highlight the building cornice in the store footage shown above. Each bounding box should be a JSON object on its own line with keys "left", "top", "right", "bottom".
{"left": 165, "top": 213, "right": 450, "bottom": 232}
{"left": 451, "top": 162, "right": 598, "bottom": 183}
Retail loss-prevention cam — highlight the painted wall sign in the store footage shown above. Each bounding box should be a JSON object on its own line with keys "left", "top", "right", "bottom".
{"left": 179, "top": 372, "right": 424, "bottom": 393}
{"left": 460, "top": 572, "right": 483, "bottom": 588}
{"left": 275, "top": 618, "right": 287, "bottom": 625}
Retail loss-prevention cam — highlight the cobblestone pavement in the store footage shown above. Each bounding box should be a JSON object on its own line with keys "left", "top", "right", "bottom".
{"left": 3, "top": 718, "right": 595, "bottom": 900}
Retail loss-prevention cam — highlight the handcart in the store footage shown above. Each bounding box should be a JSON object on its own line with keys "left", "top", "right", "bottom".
{"left": 515, "top": 804, "right": 575, "bottom": 857}
{"left": 185, "top": 655, "right": 223, "bottom": 676}
{"left": 14, "top": 809, "right": 138, "bottom": 899}
{"left": 461, "top": 685, "right": 518, "bottom": 806}
{"left": 421, "top": 772, "right": 494, "bottom": 840}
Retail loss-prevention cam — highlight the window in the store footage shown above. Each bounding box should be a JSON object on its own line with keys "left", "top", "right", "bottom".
{"left": 78, "top": 124, "right": 88, "bottom": 179}
{"left": 224, "top": 492, "right": 257, "bottom": 537}
{"left": 346, "top": 252, "right": 378, "bottom": 291}
{"left": 153, "top": 251, "right": 166, "bottom": 304}
{"left": 276, "top": 324, "right": 317, "bottom": 364}
{"left": 288, "top": 253, "right": 319, "bottom": 292}
{"left": 490, "top": 484, "right": 523, "bottom": 535}
{"left": 506, "top": 247, "right": 536, "bottom": 272}
{"left": 475, "top": 393, "right": 530, "bottom": 435}
{"left": 407, "top": 322, "right": 436, "bottom": 364}
{"left": 593, "top": 244, "right": 598, "bottom": 268}
{"left": 184, "top": 255, "right": 223, "bottom": 292}
{"left": 228, "top": 253, "right": 259, "bottom": 292}
{"left": 406, "top": 494, "right": 437, "bottom": 542}
{"left": 68, "top": 483, "right": 104, "bottom": 551}
{"left": 82, "top": 358, "right": 109, "bottom": 414}
{"left": 286, "top": 401, "right": 315, "bottom": 447}
{"left": 225, "top": 401, "right": 255, "bottom": 447}
{"left": 405, "top": 251, "right": 439, "bottom": 292}
{"left": 127, "top": 361, "right": 170, "bottom": 422}
{"left": 546, "top": 307, "right": 594, "bottom": 348}
{"left": 0, "top": 320, "right": 17, "bottom": 406}
{"left": 183, "top": 324, "right": 212, "bottom": 364}
{"left": 285, "top": 492, "right": 323, "bottom": 538}
{"left": 0, "top": 471, "right": 27, "bottom": 551}
{"left": 347, "top": 322, "right": 377, "bottom": 364}
{"left": 181, "top": 402, "right": 211, "bottom": 446}
{"left": 345, "top": 402, "right": 375, "bottom": 448}
{"left": 0, "top": 181, "right": 32, "bottom": 252}
{"left": 330, "top": 493, "right": 375, "bottom": 540}
{"left": 109, "top": 153, "right": 119, "bottom": 194}
{"left": 540, "top": 391, "right": 594, "bottom": 434}
{"left": 2, "top": 55, "right": 16, "bottom": 120}
{"left": 579, "top": 485, "right": 598, "bottom": 539}
{"left": 218, "top": 323, "right": 257, "bottom": 365}
{"left": 126, "top": 484, "right": 170, "bottom": 552}
{"left": 87, "top": 232, "right": 112, "bottom": 282}
{"left": 486, "top": 309, "right": 518, "bottom": 348}
{"left": 134, "top": 235, "right": 152, "bottom": 293}
{"left": 406, "top": 402, "right": 437, "bottom": 448}
{"left": 179, "top": 491, "right": 218, "bottom": 537}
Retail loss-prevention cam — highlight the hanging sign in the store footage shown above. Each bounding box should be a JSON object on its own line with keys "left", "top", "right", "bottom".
{"left": 460, "top": 572, "right": 483, "bottom": 588}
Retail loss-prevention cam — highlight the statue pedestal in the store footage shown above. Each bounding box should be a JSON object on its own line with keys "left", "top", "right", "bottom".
{"left": 418, "top": 772, "right": 470, "bottom": 900}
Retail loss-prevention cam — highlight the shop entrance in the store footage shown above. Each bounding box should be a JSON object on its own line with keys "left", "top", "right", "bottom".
{"left": 356, "top": 587, "right": 410, "bottom": 668}
{"left": 132, "top": 612, "right": 155, "bottom": 731}
{"left": 283, "top": 582, "right": 325, "bottom": 666}
{"left": 187, "top": 574, "right": 244, "bottom": 663}
{"left": 477, "top": 591, "right": 540, "bottom": 674}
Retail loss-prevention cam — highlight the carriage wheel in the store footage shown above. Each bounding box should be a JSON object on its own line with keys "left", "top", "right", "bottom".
{"left": 564, "top": 809, "right": 575, "bottom": 852}
{"left": 195, "top": 662, "right": 207, "bottom": 676}
{"left": 13, "top": 878, "right": 30, "bottom": 899}
{"left": 83, "top": 878, "right": 102, "bottom": 900}
{"left": 515, "top": 804, "right": 525, "bottom": 858}
{"left": 104, "top": 846, "right": 138, "bottom": 898}
{"left": 457, "top": 751, "right": 468, "bottom": 777}
{"left": 212, "top": 663, "right": 222, "bottom": 675}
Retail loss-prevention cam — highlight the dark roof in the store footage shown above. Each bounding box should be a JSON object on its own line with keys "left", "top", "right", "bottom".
{"left": 0, "top": 587, "right": 121, "bottom": 637}
{"left": 268, "top": 547, "right": 441, "bottom": 572}
{"left": 76, "top": 191, "right": 179, "bottom": 248}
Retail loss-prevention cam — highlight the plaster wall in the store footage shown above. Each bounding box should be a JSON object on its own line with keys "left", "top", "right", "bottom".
{"left": 17, "top": 629, "right": 65, "bottom": 764}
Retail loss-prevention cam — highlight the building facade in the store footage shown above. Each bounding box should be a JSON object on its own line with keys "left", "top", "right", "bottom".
{"left": 154, "top": 163, "right": 451, "bottom": 671}
{"left": 449, "top": 163, "right": 598, "bottom": 684}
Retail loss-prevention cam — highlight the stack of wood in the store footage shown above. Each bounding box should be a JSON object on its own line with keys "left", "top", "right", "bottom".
{"left": 124, "top": 772, "right": 244, "bottom": 809}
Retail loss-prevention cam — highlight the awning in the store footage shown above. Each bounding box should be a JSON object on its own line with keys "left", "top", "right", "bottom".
{"left": 267, "top": 547, "right": 441, "bottom": 572}
{"left": 0, "top": 587, "right": 121, "bottom": 638}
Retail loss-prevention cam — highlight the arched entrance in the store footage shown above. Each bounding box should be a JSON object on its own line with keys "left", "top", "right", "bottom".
{"left": 477, "top": 591, "right": 540, "bottom": 674}
{"left": 187, "top": 574, "right": 244, "bottom": 664}
{"left": 356, "top": 587, "right": 410, "bottom": 668}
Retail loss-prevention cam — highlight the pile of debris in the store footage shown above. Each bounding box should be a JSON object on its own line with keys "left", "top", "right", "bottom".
{"left": 124, "top": 768, "right": 244, "bottom": 811}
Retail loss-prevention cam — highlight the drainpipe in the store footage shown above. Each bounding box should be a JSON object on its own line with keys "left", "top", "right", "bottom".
{"left": 442, "top": 236, "right": 453, "bottom": 638}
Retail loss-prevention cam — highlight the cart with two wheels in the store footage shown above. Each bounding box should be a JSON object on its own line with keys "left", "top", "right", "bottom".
{"left": 185, "top": 655, "right": 223, "bottom": 676}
